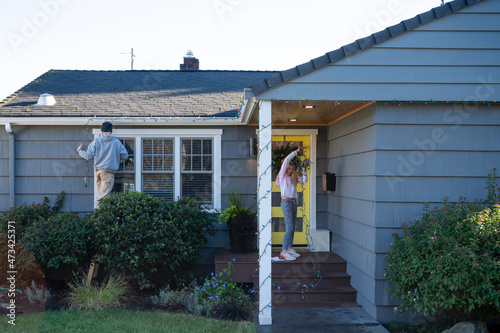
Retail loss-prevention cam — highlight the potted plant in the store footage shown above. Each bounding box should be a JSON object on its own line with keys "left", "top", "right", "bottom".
{"left": 219, "top": 191, "right": 257, "bottom": 253}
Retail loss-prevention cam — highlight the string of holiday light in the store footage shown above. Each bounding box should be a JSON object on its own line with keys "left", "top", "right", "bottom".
{"left": 269, "top": 98, "right": 499, "bottom": 106}
{"left": 255, "top": 109, "right": 274, "bottom": 316}
{"left": 296, "top": 158, "right": 324, "bottom": 299}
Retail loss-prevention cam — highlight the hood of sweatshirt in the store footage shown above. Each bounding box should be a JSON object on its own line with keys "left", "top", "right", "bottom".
{"left": 100, "top": 134, "right": 116, "bottom": 142}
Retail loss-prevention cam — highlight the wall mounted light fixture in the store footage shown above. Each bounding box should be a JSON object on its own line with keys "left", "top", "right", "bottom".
{"left": 249, "top": 137, "right": 257, "bottom": 156}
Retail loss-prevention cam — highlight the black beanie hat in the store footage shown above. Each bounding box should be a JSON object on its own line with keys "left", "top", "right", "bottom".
{"left": 101, "top": 121, "right": 113, "bottom": 132}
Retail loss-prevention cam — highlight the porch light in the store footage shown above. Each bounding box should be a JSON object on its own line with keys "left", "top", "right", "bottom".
{"left": 302, "top": 105, "right": 315, "bottom": 109}
{"left": 249, "top": 137, "right": 257, "bottom": 156}
{"left": 289, "top": 119, "right": 297, "bottom": 122}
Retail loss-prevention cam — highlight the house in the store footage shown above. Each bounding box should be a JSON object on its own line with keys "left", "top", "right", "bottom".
{"left": 1, "top": 0, "right": 500, "bottom": 324}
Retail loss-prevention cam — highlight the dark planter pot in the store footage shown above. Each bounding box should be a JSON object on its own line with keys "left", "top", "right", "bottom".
{"left": 228, "top": 212, "right": 257, "bottom": 253}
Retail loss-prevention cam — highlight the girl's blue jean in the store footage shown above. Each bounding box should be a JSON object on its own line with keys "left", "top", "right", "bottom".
{"left": 281, "top": 199, "right": 297, "bottom": 250}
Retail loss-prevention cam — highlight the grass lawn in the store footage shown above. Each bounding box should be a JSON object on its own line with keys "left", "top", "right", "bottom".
{"left": 0, "top": 309, "right": 256, "bottom": 333}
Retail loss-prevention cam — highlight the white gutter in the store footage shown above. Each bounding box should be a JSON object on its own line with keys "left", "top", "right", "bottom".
{"left": 0, "top": 117, "right": 244, "bottom": 126}
{"left": 0, "top": 101, "right": 257, "bottom": 126}
{"left": 5, "top": 123, "right": 14, "bottom": 207}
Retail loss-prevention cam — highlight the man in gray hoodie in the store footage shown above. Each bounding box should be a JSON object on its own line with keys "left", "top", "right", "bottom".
{"left": 77, "top": 121, "right": 129, "bottom": 200}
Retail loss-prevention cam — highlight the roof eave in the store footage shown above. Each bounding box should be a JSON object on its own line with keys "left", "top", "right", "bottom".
{"left": 0, "top": 116, "right": 248, "bottom": 126}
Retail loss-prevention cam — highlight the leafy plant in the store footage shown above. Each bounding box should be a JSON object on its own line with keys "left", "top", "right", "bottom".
{"left": 152, "top": 261, "right": 254, "bottom": 321}
{"left": 0, "top": 191, "right": 66, "bottom": 235}
{"left": 191, "top": 261, "right": 253, "bottom": 312}
{"left": 21, "top": 213, "right": 92, "bottom": 275}
{"left": 25, "top": 280, "right": 52, "bottom": 305}
{"left": 64, "top": 274, "right": 131, "bottom": 310}
{"left": 0, "top": 192, "right": 69, "bottom": 288}
{"left": 89, "top": 192, "right": 217, "bottom": 286}
{"left": 151, "top": 285, "right": 215, "bottom": 317}
{"left": 386, "top": 170, "right": 500, "bottom": 321}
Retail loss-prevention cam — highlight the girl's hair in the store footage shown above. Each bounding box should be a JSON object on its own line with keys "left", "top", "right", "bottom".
{"left": 289, "top": 161, "right": 299, "bottom": 186}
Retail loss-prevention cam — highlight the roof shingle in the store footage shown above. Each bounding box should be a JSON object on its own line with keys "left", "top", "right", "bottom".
{"left": 0, "top": 70, "right": 276, "bottom": 118}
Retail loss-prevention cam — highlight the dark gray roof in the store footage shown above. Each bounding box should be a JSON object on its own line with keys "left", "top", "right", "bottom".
{"left": 0, "top": 70, "right": 276, "bottom": 118}
{"left": 250, "top": 0, "right": 483, "bottom": 96}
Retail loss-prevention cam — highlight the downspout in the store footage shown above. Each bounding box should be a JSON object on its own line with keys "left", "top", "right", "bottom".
{"left": 5, "top": 123, "right": 14, "bottom": 207}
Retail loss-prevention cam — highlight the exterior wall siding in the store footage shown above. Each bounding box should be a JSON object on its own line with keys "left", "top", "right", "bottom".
{"left": 326, "top": 104, "right": 378, "bottom": 316}
{"left": 256, "top": 2, "right": 500, "bottom": 102}
{"left": 0, "top": 130, "right": 9, "bottom": 211}
{"left": 373, "top": 103, "right": 500, "bottom": 321}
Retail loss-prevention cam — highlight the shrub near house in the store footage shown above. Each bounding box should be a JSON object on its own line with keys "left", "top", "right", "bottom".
{"left": 89, "top": 192, "right": 218, "bottom": 286}
{"left": 386, "top": 172, "right": 500, "bottom": 322}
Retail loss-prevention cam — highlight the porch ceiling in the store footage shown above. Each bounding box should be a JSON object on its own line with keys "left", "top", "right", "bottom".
{"left": 248, "top": 101, "right": 373, "bottom": 126}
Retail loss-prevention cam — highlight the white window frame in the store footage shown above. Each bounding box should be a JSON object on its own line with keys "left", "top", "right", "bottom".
{"left": 92, "top": 129, "right": 222, "bottom": 212}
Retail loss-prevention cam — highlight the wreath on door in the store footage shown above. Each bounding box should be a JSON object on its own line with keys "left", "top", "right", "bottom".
{"left": 272, "top": 142, "right": 311, "bottom": 176}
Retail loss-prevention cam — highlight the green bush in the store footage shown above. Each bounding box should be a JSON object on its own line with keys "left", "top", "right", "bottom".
{"left": 21, "top": 213, "right": 92, "bottom": 274}
{"left": 0, "top": 192, "right": 66, "bottom": 235}
{"left": 386, "top": 172, "right": 500, "bottom": 321}
{"left": 0, "top": 192, "right": 69, "bottom": 287}
{"left": 89, "top": 192, "right": 217, "bottom": 286}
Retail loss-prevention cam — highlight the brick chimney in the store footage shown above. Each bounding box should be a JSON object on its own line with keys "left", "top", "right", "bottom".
{"left": 180, "top": 50, "right": 199, "bottom": 71}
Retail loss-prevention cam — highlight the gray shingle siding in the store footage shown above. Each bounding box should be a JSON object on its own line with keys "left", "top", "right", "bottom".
{"left": 250, "top": 0, "right": 486, "bottom": 97}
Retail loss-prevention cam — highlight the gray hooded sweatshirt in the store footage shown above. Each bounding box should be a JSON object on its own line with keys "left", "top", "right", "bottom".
{"left": 79, "top": 134, "right": 128, "bottom": 173}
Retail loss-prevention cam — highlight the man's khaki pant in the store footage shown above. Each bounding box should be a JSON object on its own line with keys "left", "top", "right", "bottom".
{"left": 96, "top": 169, "right": 115, "bottom": 200}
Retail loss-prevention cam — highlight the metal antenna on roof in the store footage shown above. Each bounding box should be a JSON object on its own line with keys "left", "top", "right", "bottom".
{"left": 120, "top": 48, "right": 136, "bottom": 70}
{"left": 441, "top": 0, "right": 445, "bottom": 5}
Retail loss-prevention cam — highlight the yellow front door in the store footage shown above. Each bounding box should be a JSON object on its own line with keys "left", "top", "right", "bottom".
{"left": 271, "top": 135, "right": 310, "bottom": 246}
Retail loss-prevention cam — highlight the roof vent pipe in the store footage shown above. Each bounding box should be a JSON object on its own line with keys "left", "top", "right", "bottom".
{"left": 34, "top": 93, "right": 56, "bottom": 106}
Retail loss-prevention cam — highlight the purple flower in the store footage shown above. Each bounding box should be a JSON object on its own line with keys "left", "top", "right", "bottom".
{"left": 190, "top": 293, "right": 194, "bottom": 296}
{"left": 232, "top": 258, "right": 236, "bottom": 261}
{"left": 208, "top": 296, "right": 213, "bottom": 300}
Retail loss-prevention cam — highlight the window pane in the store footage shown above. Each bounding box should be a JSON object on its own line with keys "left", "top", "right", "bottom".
{"left": 192, "top": 156, "right": 201, "bottom": 171}
{"left": 153, "top": 156, "right": 163, "bottom": 170}
{"left": 143, "top": 155, "right": 153, "bottom": 171}
{"left": 164, "top": 156, "right": 173, "bottom": 171}
{"left": 143, "top": 138, "right": 173, "bottom": 171}
{"left": 192, "top": 140, "right": 202, "bottom": 154}
{"left": 203, "top": 140, "right": 212, "bottom": 154}
{"left": 203, "top": 156, "right": 212, "bottom": 171}
{"left": 118, "top": 139, "right": 135, "bottom": 172}
{"left": 182, "top": 156, "right": 191, "bottom": 171}
{"left": 164, "top": 140, "right": 173, "bottom": 155}
{"left": 143, "top": 174, "right": 174, "bottom": 200}
{"left": 182, "top": 174, "right": 212, "bottom": 206}
{"left": 143, "top": 139, "right": 153, "bottom": 154}
{"left": 153, "top": 139, "right": 163, "bottom": 154}
{"left": 112, "top": 173, "right": 135, "bottom": 193}
{"left": 182, "top": 140, "right": 191, "bottom": 155}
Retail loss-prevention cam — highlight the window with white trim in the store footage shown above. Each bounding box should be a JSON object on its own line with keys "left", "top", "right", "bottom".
{"left": 181, "top": 138, "right": 213, "bottom": 206}
{"left": 93, "top": 129, "right": 222, "bottom": 210}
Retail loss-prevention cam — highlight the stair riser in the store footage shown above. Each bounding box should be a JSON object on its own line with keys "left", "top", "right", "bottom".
{"left": 253, "top": 277, "right": 351, "bottom": 291}
{"left": 272, "top": 263, "right": 346, "bottom": 275}
{"left": 272, "top": 292, "right": 357, "bottom": 304}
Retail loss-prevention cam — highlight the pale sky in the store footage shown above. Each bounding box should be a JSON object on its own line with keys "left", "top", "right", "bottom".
{"left": 0, "top": 0, "right": 447, "bottom": 101}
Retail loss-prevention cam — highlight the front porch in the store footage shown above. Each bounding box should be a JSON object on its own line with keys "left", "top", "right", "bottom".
{"left": 214, "top": 248, "right": 358, "bottom": 308}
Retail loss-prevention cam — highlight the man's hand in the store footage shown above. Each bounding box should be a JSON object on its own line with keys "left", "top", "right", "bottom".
{"left": 77, "top": 144, "right": 85, "bottom": 152}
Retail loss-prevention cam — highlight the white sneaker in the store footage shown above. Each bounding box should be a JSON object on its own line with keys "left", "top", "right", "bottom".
{"left": 287, "top": 249, "right": 301, "bottom": 258}
{"left": 279, "top": 252, "right": 297, "bottom": 261}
